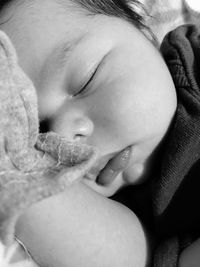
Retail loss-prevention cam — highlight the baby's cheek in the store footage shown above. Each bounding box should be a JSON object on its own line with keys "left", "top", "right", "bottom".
{"left": 123, "top": 163, "right": 145, "bottom": 185}
{"left": 91, "top": 92, "right": 134, "bottom": 136}
{"left": 37, "top": 90, "right": 66, "bottom": 119}
{"left": 97, "top": 87, "right": 140, "bottom": 136}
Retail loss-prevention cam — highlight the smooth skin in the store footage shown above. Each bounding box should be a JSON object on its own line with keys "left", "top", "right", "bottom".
{"left": 16, "top": 181, "right": 148, "bottom": 267}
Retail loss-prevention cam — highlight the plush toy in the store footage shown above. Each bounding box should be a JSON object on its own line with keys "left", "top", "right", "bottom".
{"left": 0, "top": 31, "right": 97, "bottom": 266}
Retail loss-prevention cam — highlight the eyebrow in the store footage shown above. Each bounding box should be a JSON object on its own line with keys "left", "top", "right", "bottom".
{"left": 53, "top": 42, "right": 75, "bottom": 72}
{"left": 51, "top": 34, "right": 87, "bottom": 74}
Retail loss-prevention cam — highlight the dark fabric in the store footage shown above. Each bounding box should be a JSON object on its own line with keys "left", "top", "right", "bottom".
{"left": 152, "top": 24, "right": 200, "bottom": 266}
{"left": 153, "top": 237, "right": 180, "bottom": 267}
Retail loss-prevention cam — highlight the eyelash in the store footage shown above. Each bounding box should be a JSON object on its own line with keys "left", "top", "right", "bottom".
{"left": 74, "top": 66, "right": 99, "bottom": 97}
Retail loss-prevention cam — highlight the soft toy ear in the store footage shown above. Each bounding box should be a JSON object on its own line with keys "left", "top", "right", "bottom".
{"left": 0, "top": 30, "right": 39, "bottom": 172}
{"left": 0, "top": 31, "right": 20, "bottom": 169}
{"left": 0, "top": 30, "right": 17, "bottom": 71}
{"left": 13, "top": 56, "right": 39, "bottom": 150}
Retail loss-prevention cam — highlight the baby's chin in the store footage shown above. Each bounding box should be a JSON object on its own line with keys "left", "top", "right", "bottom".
{"left": 123, "top": 163, "right": 146, "bottom": 184}
{"left": 82, "top": 163, "right": 148, "bottom": 197}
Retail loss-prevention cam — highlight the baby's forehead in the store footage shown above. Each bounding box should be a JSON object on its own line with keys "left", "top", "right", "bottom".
{"left": 0, "top": 0, "right": 147, "bottom": 41}
{"left": 58, "top": 0, "right": 155, "bottom": 45}
{"left": 58, "top": 0, "right": 146, "bottom": 29}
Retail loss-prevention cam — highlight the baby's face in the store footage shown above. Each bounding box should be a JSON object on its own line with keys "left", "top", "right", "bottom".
{"left": 1, "top": 0, "right": 177, "bottom": 196}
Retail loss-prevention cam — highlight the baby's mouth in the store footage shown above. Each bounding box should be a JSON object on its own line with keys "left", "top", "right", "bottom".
{"left": 85, "top": 146, "right": 132, "bottom": 186}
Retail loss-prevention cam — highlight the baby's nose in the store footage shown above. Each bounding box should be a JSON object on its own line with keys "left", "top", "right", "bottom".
{"left": 71, "top": 117, "right": 94, "bottom": 141}
{"left": 52, "top": 114, "right": 94, "bottom": 142}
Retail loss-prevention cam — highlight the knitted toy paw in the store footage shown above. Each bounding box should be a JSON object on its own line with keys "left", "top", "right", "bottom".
{"left": 0, "top": 31, "right": 98, "bottom": 266}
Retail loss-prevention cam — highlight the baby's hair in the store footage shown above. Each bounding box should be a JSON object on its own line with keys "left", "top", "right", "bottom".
{"left": 71, "top": 0, "right": 156, "bottom": 43}
{"left": 0, "top": 0, "right": 156, "bottom": 43}
{"left": 72, "top": 0, "right": 147, "bottom": 29}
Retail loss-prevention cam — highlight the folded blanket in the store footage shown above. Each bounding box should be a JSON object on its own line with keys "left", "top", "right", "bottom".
{"left": 0, "top": 31, "right": 98, "bottom": 266}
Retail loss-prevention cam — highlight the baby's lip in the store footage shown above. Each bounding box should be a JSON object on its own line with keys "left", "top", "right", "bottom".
{"left": 84, "top": 154, "right": 115, "bottom": 181}
{"left": 97, "top": 146, "right": 132, "bottom": 185}
{"left": 85, "top": 147, "right": 132, "bottom": 185}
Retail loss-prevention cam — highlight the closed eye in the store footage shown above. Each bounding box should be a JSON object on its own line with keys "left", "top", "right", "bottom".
{"left": 74, "top": 64, "right": 99, "bottom": 97}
